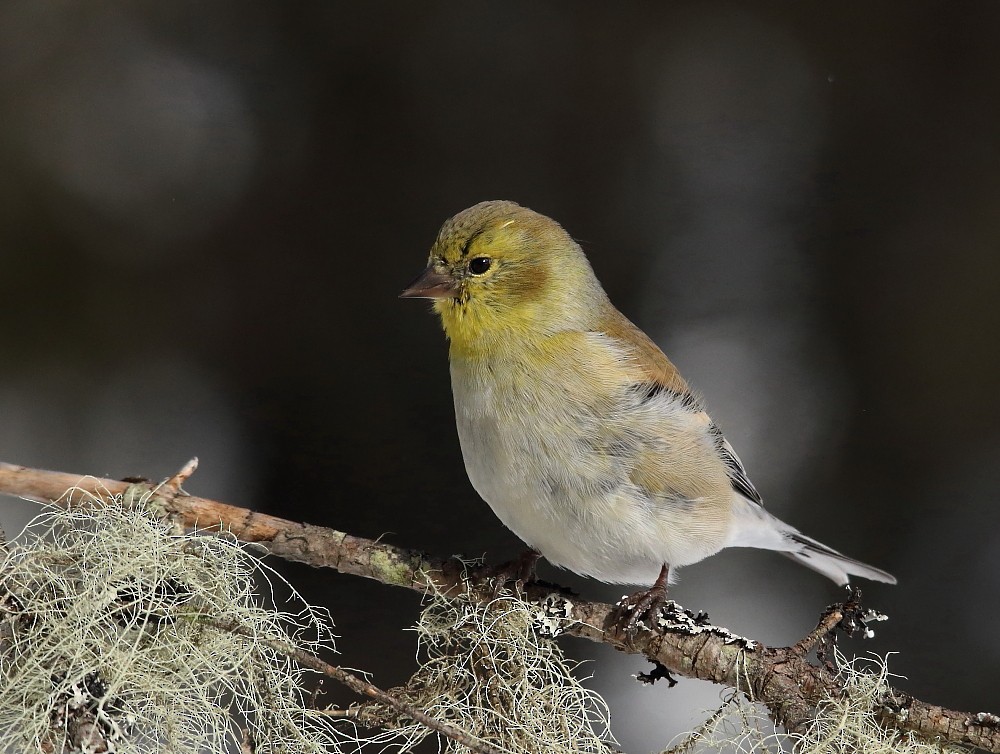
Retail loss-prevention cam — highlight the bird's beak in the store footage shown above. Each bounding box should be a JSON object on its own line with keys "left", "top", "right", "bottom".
{"left": 399, "top": 267, "right": 459, "bottom": 299}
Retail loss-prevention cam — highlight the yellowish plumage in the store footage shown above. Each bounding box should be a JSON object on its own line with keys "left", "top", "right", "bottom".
{"left": 402, "top": 200, "right": 896, "bottom": 588}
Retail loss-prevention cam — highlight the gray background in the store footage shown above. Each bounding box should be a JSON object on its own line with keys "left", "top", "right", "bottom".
{"left": 1, "top": 3, "right": 998, "bottom": 751}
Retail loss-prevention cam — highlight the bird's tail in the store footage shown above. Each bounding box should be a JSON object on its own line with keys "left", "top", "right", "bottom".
{"left": 726, "top": 496, "right": 897, "bottom": 586}
{"left": 778, "top": 530, "right": 897, "bottom": 586}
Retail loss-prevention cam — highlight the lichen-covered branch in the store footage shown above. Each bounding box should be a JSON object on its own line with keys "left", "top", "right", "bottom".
{"left": 1, "top": 460, "right": 997, "bottom": 753}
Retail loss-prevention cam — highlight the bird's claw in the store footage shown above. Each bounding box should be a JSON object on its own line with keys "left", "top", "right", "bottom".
{"left": 616, "top": 582, "right": 669, "bottom": 635}
{"left": 484, "top": 548, "right": 541, "bottom": 599}
{"left": 613, "top": 563, "right": 671, "bottom": 635}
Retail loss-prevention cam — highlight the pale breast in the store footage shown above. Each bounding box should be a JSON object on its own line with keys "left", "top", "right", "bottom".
{"left": 448, "top": 342, "right": 734, "bottom": 584}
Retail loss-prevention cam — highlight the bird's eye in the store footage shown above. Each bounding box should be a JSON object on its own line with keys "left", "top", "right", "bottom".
{"left": 468, "top": 257, "right": 492, "bottom": 275}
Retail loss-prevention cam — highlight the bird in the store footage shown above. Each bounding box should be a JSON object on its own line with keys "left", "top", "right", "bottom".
{"left": 401, "top": 200, "right": 895, "bottom": 621}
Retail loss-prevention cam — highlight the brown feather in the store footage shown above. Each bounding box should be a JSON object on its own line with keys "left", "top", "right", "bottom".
{"left": 595, "top": 302, "right": 691, "bottom": 395}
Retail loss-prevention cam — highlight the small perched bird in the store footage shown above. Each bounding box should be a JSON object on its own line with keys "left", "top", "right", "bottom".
{"left": 402, "top": 200, "right": 895, "bottom": 614}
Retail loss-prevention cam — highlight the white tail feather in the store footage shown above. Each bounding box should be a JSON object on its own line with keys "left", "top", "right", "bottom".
{"left": 726, "top": 496, "right": 897, "bottom": 586}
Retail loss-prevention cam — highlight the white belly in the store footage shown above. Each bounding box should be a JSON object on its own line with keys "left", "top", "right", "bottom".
{"left": 450, "top": 360, "right": 728, "bottom": 585}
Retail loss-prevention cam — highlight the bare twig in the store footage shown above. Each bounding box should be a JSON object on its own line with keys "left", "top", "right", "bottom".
{"left": 791, "top": 591, "right": 857, "bottom": 657}
{"left": 156, "top": 457, "right": 199, "bottom": 500}
{"left": 1, "top": 460, "right": 998, "bottom": 753}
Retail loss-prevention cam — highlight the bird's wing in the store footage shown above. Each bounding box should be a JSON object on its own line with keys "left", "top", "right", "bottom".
{"left": 710, "top": 427, "right": 763, "bottom": 506}
{"left": 595, "top": 305, "right": 692, "bottom": 395}
{"left": 592, "top": 309, "right": 764, "bottom": 507}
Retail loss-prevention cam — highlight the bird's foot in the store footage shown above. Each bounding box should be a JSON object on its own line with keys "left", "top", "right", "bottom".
{"left": 484, "top": 548, "right": 541, "bottom": 598}
{"left": 615, "top": 563, "right": 670, "bottom": 635}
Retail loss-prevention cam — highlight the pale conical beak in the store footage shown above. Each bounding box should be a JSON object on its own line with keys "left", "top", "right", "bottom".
{"left": 399, "top": 267, "right": 459, "bottom": 299}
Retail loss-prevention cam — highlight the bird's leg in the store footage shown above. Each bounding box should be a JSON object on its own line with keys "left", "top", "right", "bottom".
{"left": 512, "top": 547, "right": 542, "bottom": 585}
{"left": 617, "top": 563, "right": 670, "bottom": 634}
{"left": 486, "top": 548, "right": 541, "bottom": 597}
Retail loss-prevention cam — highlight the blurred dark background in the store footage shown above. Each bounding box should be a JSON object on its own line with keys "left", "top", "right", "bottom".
{"left": 1, "top": 2, "right": 999, "bottom": 750}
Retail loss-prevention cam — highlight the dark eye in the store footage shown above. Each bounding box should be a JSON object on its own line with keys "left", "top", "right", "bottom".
{"left": 468, "top": 257, "right": 492, "bottom": 275}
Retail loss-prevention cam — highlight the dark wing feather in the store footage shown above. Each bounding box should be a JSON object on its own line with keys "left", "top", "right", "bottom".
{"left": 624, "top": 378, "right": 761, "bottom": 504}
{"left": 710, "top": 425, "right": 763, "bottom": 505}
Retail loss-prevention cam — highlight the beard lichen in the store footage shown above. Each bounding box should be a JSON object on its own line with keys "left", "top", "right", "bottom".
{"left": 355, "top": 587, "right": 617, "bottom": 754}
{"left": 663, "top": 649, "right": 971, "bottom": 754}
{"left": 0, "top": 491, "right": 337, "bottom": 754}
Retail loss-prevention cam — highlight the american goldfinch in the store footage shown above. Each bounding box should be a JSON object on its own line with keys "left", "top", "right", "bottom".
{"left": 402, "top": 200, "right": 896, "bottom": 610}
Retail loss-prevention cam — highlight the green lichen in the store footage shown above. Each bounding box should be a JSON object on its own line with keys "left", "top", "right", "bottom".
{"left": 368, "top": 548, "right": 413, "bottom": 586}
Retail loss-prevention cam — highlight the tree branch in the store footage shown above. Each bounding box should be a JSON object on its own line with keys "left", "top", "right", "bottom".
{"left": 1, "top": 460, "right": 997, "bottom": 752}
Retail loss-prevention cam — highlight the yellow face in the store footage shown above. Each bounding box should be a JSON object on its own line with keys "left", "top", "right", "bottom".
{"left": 401, "top": 200, "right": 604, "bottom": 356}
{"left": 435, "top": 211, "right": 547, "bottom": 300}
{"left": 401, "top": 202, "right": 554, "bottom": 345}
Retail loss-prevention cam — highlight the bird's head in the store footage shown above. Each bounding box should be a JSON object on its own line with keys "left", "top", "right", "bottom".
{"left": 401, "top": 200, "right": 605, "bottom": 356}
